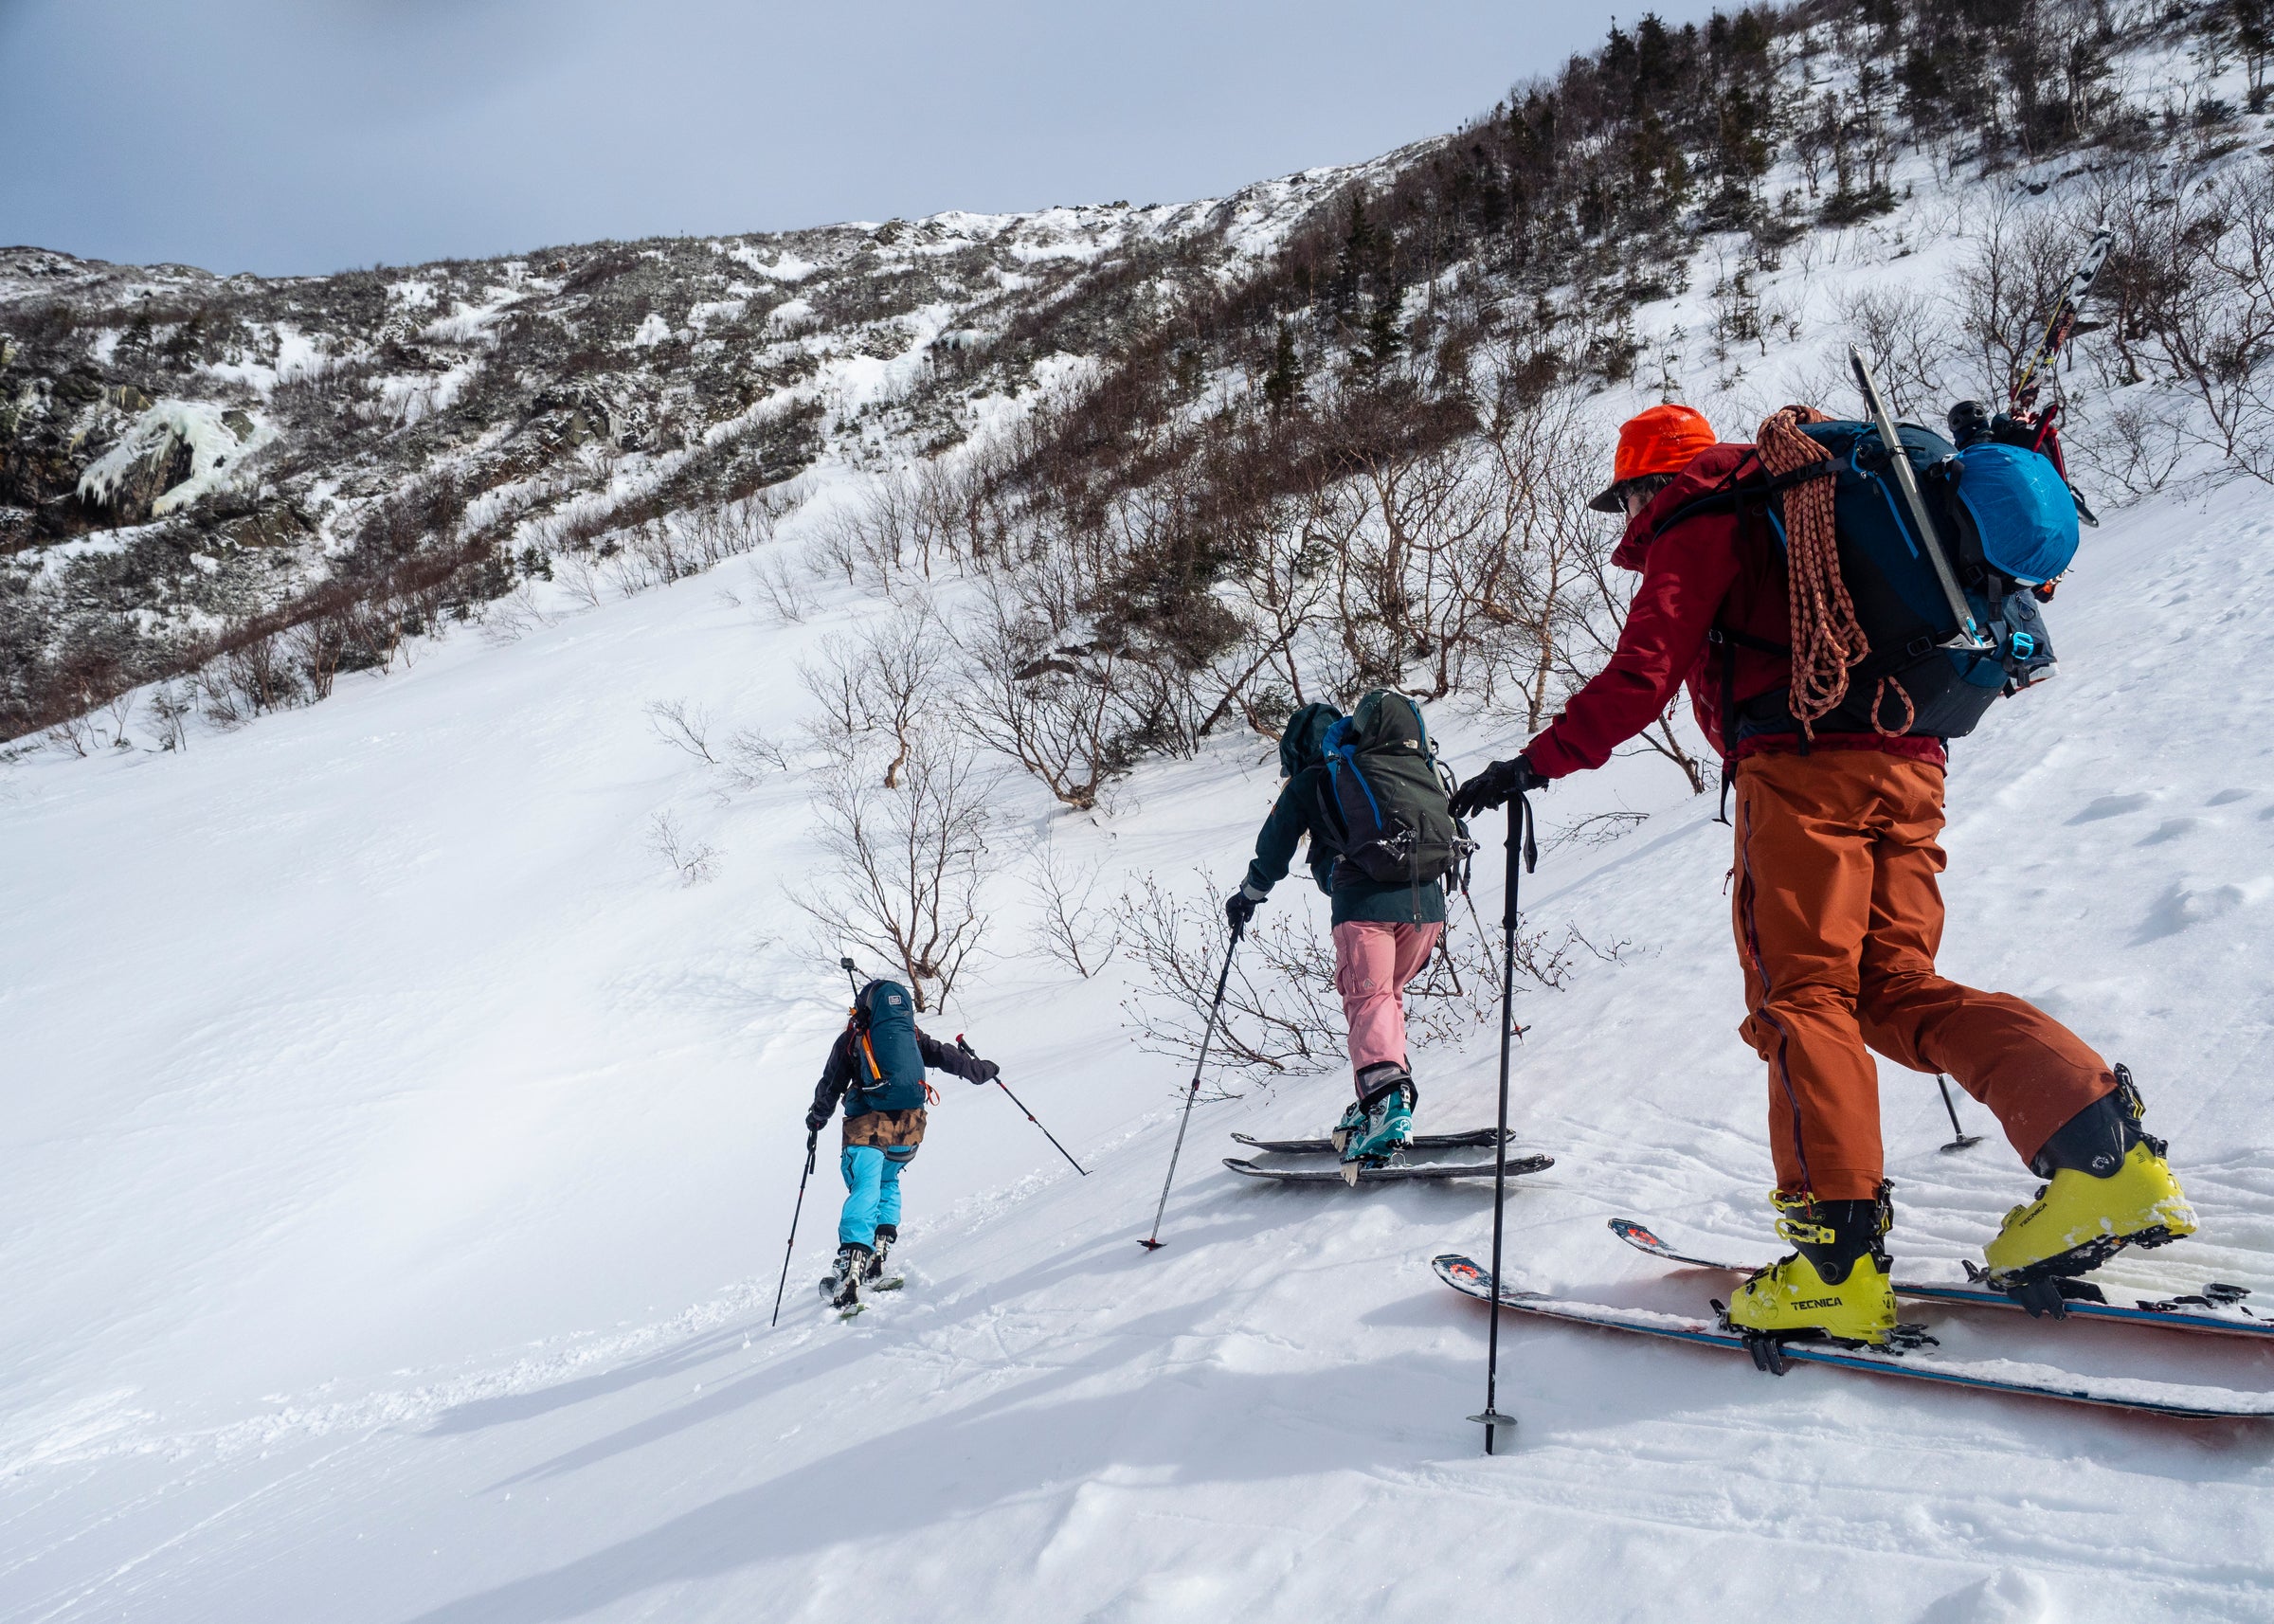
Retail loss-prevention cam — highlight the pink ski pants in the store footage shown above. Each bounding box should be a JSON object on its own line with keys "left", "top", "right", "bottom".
{"left": 1331, "top": 920, "right": 1441, "bottom": 1094}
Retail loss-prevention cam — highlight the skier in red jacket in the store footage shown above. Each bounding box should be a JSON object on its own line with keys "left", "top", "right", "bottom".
{"left": 1450, "top": 403, "right": 2193, "bottom": 1348}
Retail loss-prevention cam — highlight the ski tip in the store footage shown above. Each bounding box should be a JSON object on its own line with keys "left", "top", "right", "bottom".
{"left": 1608, "top": 1218, "right": 1665, "bottom": 1248}
{"left": 1432, "top": 1253, "right": 1487, "bottom": 1287}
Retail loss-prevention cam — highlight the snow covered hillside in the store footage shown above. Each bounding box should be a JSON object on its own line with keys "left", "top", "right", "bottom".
{"left": 7, "top": 3, "right": 2274, "bottom": 1620}
{"left": 3, "top": 449, "right": 2273, "bottom": 1623}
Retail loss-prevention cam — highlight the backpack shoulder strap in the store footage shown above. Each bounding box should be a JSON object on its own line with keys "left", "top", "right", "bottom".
{"left": 1650, "top": 455, "right": 1826, "bottom": 539}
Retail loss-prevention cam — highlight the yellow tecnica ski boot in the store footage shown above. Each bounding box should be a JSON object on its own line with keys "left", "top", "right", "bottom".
{"left": 1982, "top": 1066, "right": 2195, "bottom": 1308}
{"left": 1722, "top": 1188, "right": 1901, "bottom": 1362}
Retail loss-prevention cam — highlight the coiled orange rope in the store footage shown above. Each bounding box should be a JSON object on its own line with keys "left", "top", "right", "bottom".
{"left": 1756, "top": 405, "right": 1908, "bottom": 738}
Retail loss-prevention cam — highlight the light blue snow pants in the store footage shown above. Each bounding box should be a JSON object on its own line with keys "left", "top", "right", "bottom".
{"left": 838, "top": 1144, "right": 918, "bottom": 1248}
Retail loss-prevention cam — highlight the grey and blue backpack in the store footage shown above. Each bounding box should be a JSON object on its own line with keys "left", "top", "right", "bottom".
{"left": 1317, "top": 692, "right": 1472, "bottom": 887}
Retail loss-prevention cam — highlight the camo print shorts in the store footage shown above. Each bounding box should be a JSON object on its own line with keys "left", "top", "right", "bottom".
{"left": 843, "top": 1107, "right": 927, "bottom": 1148}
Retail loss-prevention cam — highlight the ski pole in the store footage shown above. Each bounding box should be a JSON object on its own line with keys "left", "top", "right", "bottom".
{"left": 1935, "top": 1074, "right": 1983, "bottom": 1154}
{"left": 1139, "top": 921, "right": 1244, "bottom": 1252}
{"left": 770, "top": 1128, "right": 821, "bottom": 1327}
{"left": 1471, "top": 787, "right": 1536, "bottom": 1454}
{"left": 959, "top": 1035, "right": 1088, "bottom": 1176}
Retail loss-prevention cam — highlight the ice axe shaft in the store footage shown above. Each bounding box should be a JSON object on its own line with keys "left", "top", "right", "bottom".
{"left": 959, "top": 1035, "right": 1088, "bottom": 1176}
{"left": 1850, "top": 344, "right": 1989, "bottom": 652}
{"left": 1936, "top": 1073, "right": 1983, "bottom": 1154}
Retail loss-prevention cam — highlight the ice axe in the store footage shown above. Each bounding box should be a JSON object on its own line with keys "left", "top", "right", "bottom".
{"left": 1935, "top": 1074, "right": 1983, "bottom": 1154}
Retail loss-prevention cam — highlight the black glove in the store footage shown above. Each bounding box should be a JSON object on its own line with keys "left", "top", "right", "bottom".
{"left": 968, "top": 1056, "right": 1001, "bottom": 1085}
{"left": 1449, "top": 754, "right": 1550, "bottom": 821}
{"left": 804, "top": 1107, "right": 828, "bottom": 1134}
{"left": 1226, "top": 886, "right": 1264, "bottom": 929}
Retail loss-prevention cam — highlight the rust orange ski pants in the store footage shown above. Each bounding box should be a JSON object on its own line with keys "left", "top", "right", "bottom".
{"left": 1731, "top": 749, "right": 2114, "bottom": 1201}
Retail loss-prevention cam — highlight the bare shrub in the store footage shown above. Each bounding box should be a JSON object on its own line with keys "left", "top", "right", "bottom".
{"left": 749, "top": 550, "right": 813, "bottom": 624}
{"left": 645, "top": 698, "right": 720, "bottom": 767}
{"left": 1114, "top": 873, "right": 1506, "bottom": 1083}
{"left": 606, "top": 520, "right": 695, "bottom": 596}
{"left": 218, "top": 634, "right": 304, "bottom": 716}
{"left": 43, "top": 713, "right": 93, "bottom": 757}
{"left": 1545, "top": 808, "right": 1652, "bottom": 852}
{"left": 1951, "top": 193, "right": 2082, "bottom": 406}
{"left": 790, "top": 719, "right": 994, "bottom": 1012}
{"left": 723, "top": 725, "right": 787, "bottom": 786}
{"left": 1023, "top": 829, "right": 1117, "bottom": 979}
{"left": 646, "top": 810, "right": 719, "bottom": 885}
{"left": 2095, "top": 153, "right": 2274, "bottom": 481}
{"left": 2071, "top": 397, "right": 2188, "bottom": 498}
{"left": 557, "top": 553, "right": 606, "bottom": 609}
{"left": 148, "top": 683, "right": 192, "bottom": 751}
{"left": 1836, "top": 283, "right": 1958, "bottom": 417}
{"left": 798, "top": 601, "right": 948, "bottom": 788}
{"left": 1116, "top": 873, "right": 1343, "bottom": 1084}
{"left": 193, "top": 663, "right": 246, "bottom": 731}
{"left": 100, "top": 691, "right": 136, "bottom": 749}
{"left": 956, "top": 570, "right": 1129, "bottom": 810}
{"left": 286, "top": 616, "right": 348, "bottom": 700}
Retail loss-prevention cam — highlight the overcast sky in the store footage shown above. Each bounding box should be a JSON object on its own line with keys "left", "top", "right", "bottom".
{"left": 0, "top": 0, "right": 1723, "bottom": 278}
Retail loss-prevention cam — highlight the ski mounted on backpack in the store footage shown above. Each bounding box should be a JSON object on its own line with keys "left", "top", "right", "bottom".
{"left": 1993, "top": 226, "right": 2115, "bottom": 520}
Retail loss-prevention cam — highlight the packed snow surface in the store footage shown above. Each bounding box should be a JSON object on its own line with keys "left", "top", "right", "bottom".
{"left": 2, "top": 470, "right": 2272, "bottom": 1622}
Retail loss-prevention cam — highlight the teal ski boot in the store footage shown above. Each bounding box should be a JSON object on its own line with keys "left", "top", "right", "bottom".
{"left": 1339, "top": 1066, "right": 1417, "bottom": 1184}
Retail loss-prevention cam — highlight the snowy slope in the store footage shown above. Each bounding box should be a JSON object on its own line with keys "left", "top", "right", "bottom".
{"left": 4, "top": 428, "right": 2273, "bottom": 1622}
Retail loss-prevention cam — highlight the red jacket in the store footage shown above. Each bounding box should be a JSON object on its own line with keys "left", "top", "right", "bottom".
{"left": 1525, "top": 443, "right": 1947, "bottom": 779}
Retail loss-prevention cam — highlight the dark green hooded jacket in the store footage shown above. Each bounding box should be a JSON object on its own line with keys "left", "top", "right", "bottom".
{"left": 1237, "top": 700, "right": 1447, "bottom": 927}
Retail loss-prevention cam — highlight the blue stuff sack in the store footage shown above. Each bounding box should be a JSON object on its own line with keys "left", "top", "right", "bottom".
{"left": 1955, "top": 442, "right": 2080, "bottom": 586}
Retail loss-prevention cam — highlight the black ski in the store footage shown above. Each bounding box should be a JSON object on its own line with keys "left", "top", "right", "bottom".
{"left": 2012, "top": 227, "right": 2115, "bottom": 418}
{"left": 1230, "top": 1127, "right": 1518, "bottom": 1155}
{"left": 1225, "top": 1154, "right": 1552, "bottom": 1185}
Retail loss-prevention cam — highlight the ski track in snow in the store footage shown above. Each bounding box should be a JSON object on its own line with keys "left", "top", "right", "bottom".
{"left": 6, "top": 390, "right": 2274, "bottom": 1619}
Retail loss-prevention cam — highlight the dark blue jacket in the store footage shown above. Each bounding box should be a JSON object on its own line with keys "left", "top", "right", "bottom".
{"left": 808, "top": 1023, "right": 985, "bottom": 1122}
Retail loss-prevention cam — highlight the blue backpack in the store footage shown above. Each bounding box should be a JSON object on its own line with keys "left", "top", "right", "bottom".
{"left": 850, "top": 980, "right": 927, "bottom": 1114}
{"left": 1669, "top": 419, "right": 2072, "bottom": 743}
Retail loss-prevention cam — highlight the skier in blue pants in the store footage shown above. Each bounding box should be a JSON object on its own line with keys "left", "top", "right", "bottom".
{"left": 837, "top": 1143, "right": 911, "bottom": 1249}
{"left": 804, "top": 978, "right": 997, "bottom": 1310}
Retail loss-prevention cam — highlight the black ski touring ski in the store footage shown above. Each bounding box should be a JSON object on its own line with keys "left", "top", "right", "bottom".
{"left": 1432, "top": 1254, "right": 2274, "bottom": 1419}
{"left": 1610, "top": 1217, "right": 2267, "bottom": 1342}
{"left": 1226, "top": 1153, "right": 1552, "bottom": 1186}
{"left": 1231, "top": 1127, "right": 1519, "bottom": 1155}
{"left": 2012, "top": 227, "right": 2115, "bottom": 419}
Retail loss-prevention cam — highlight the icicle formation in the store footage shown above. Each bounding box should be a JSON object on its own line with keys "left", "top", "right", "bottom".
{"left": 1756, "top": 406, "right": 1903, "bottom": 738}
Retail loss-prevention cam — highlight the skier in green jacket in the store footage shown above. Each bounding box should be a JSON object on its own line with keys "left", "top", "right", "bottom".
{"left": 1227, "top": 700, "right": 1448, "bottom": 1167}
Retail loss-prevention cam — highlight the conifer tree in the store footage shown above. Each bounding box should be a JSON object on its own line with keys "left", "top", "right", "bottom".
{"left": 1262, "top": 320, "right": 1303, "bottom": 413}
